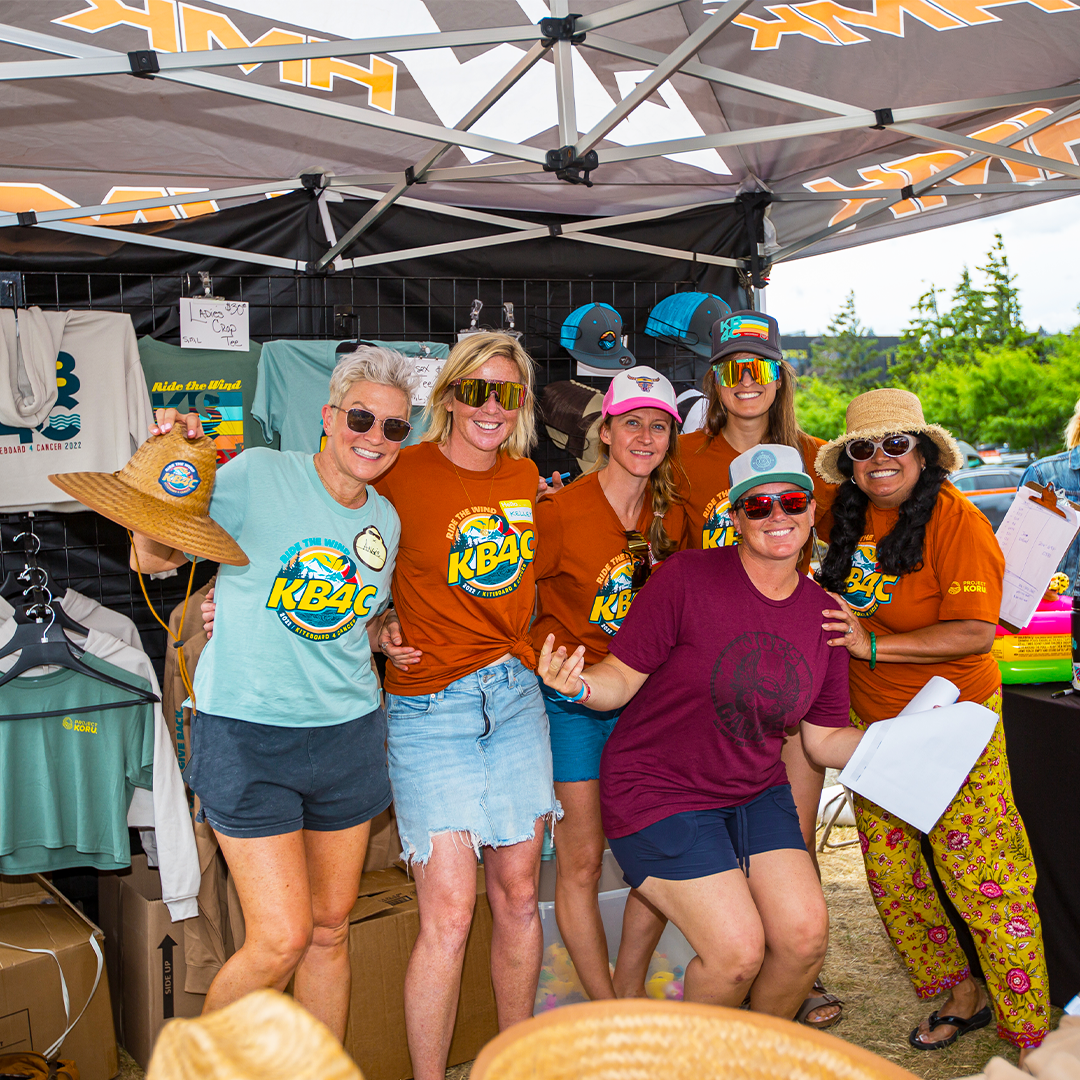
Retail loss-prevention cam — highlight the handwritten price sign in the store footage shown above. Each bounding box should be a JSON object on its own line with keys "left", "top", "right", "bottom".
{"left": 180, "top": 298, "right": 250, "bottom": 351}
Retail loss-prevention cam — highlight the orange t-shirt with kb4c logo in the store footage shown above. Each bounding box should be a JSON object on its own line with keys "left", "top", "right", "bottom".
{"left": 841, "top": 482, "right": 1004, "bottom": 725}
{"left": 530, "top": 471, "right": 688, "bottom": 666}
{"left": 375, "top": 442, "right": 540, "bottom": 696}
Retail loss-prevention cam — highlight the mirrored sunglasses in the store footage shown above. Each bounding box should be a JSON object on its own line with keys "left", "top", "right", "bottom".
{"left": 734, "top": 490, "right": 810, "bottom": 520}
{"left": 453, "top": 378, "right": 528, "bottom": 410}
{"left": 844, "top": 433, "right": 917, "bottom": 462}
{"left": 332, "top": 406, "right": 412, "bottom": 442}
{"left": 625, "top": 530, "right": 652, "bottom": 592}
{"left": 713, "top": 357, "right": 781, "bottom": 388}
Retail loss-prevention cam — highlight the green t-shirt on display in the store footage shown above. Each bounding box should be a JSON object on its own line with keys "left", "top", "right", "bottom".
{"left": 138, "top": 336, "right": 277, "bottom": 462}
{"left": 0, "top": 657, "right": 155, "bottom": 873}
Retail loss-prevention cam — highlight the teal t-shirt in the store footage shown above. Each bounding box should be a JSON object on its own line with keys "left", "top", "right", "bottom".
{"left": 251, "top": 339, "right": 449, "bottom": 453}
{"left": 193, "top": 448, "right": 399, "bottom": 727}
{"left": 138, "top": 336, "right": 277, "bottom": 461}
{"left": 0, "top": 658, "right": 155, "bottom": 873}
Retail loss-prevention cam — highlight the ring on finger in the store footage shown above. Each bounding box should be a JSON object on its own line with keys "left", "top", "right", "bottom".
{"left": 845, "top": 625, "right": 854, "bottom": 635}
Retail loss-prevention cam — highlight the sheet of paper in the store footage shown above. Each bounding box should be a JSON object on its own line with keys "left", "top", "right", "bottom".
{"left": 179, "top": 298, "right": 250, "bottom": 351}
{"left": 899, "top": 675, "right": 960, "bottom": 715}
{"left": 840, "top": 701, "right": 997, "bottom": 833}
{"left": 996, "top": 486, "right": 1080, "bottom": 630}
{"left": 410, "top": 355, "right": 447, "bottom": 406}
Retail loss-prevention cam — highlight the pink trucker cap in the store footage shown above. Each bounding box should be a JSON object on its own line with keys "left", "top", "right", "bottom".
{"left": 602, "top": 366, "right": 680, "bottom": 423}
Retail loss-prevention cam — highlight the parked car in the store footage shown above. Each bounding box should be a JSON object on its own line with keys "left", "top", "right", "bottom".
{"left": 950, "top": 466, "right": 1025, "bottom": 530}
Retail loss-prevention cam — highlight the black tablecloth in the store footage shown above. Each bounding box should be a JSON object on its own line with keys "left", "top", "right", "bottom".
{"left": 1003, "top": 684, "right": 1080, "bottom": 1007}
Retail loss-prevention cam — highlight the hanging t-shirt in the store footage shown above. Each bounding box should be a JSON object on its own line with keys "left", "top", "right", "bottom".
{"left": 601, "top": 547, "right": 850, "bottom": 839}
{"left": 0, "top": 310, "right": 153, "bottom": 513}
{"left": 838, "top": 482, "right": 1004, "bottom": 725}
{"left": 193, "top": 448, "right": 398, "bottom": 727}
{"left": 531, "top": 471, "right": 688, "bottom": 666}
{"left": 0, "top": 656, "right": 155, "bottom": 873}
{"left": 138, "top": 337, "right": 276, "bottom": 462}
{"left": 677, "top": 430, "right": 835, "bottom": 572}
{"left": 251, "top": 339, "right": 449, "bottom": 454}
{"left": 375, "top": 441, "right": 539, "bottom": 696}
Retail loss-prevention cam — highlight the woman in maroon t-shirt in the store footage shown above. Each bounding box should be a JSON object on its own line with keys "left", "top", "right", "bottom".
{"left": 539, "top": 444, "right": 862, "bottom": 1017}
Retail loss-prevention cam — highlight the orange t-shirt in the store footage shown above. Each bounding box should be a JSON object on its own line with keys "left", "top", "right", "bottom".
{"left": 842, "top": 482, "right": 1004, "bottom": 725}
{"left": 375, "top": 442, "right": 540, "bottom": 696}
{"left": 530, "top": 471, "right": 689, "bottom": 666}
{"left": 677, "top": 430, "right": 835, "bottom": 573}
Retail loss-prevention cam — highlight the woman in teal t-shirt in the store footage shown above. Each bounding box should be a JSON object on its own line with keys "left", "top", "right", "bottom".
{"left": 129, "top": 346, "right": 413, "bottom": 1042}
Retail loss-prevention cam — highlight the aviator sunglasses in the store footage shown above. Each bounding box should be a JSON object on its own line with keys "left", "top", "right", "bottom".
{"left": 734, "top": 490, "right": 811, "bottom": 520}
{"left": 330, "top": 405, "right": 412, "bottom": 442}
{"left": 625, "top": 531, "right": 652, "bottom": 592}
{"left": 844, "top": 433, "right": 918, "bottom": 462}
{"left": 453, "top": 378, "right": 528, "bottom": 411}
{"left": 713, "top": 357, "right": 781, "bottom": 388}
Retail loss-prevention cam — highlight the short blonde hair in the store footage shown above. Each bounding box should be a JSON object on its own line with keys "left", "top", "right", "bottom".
{"left": 1066, "top": 396, "right": 1080, "bottom": 450}
{"left": 422, "top": 333, "right": 537, "bottom": 458}
{"left": 329, "top": 346, "right": 416, "bottom": 411}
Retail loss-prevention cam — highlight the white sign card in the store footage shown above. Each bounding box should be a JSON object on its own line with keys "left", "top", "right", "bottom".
{"left": 180, "top": 298, "right": 250, "bottom": 352}
{"left": 411, "top": 355, "right": 447, "bottom": 406}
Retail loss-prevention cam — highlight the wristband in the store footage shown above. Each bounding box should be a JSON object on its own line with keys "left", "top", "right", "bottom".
{"left": 869, "top": 631, "right": 877, "bottom": 670}
{"left": 555, "top": 679, "right": 591, "bottom": 704}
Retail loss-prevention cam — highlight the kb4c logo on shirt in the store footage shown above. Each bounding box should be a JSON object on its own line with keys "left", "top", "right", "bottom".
{"left": 702, "top": 491, "right": 739, "bottom": 549}
{"left": 446, "top": 510, "right": 535, "bottom": 598}
{"left": 266, "top": 538, "right": 377, "bottom": 640}
{"left": 843, "top": 541, "right": 899, "bottom": 616}
{"left": 589, "top": 554, "right": 638, "bottom": 636}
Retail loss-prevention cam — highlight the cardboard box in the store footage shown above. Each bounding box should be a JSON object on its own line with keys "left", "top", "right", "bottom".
{"left": 345, "top": 866, "right": 498, "bottom": 1080}
{"left": 97, "top": 856, "right": 205, "bottom": 1070}
{"left": 0, "top": 875, "right": 118, "bottom": 1080}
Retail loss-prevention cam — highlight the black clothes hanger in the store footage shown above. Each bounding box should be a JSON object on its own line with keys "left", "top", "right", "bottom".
{"left": 0, "top": 604, "right": 159, "bottom": 719}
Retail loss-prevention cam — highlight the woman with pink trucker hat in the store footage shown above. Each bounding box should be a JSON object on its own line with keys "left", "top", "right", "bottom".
{"left": 531, "top": 365, "right": 688, "bottom": 1002}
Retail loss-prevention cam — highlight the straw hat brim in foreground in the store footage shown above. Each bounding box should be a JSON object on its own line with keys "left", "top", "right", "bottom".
{"left": 815, "top": 388, "right": 964, "bottom": 486}
{"left": 49, "top": 470, "right": 247, "bottom": 566}
{"left": 471, "top": 1000, "right": 922, "bottom": 1080}
{"left": 146, "top": 989, "right": 362, "bottom": 1080}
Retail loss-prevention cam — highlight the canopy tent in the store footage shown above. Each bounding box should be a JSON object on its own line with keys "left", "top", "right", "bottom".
{"left": 1, "top": 0, "right": 1080, "bottom": 284}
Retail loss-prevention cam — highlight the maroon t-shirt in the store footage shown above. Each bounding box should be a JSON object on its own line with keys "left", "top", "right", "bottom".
{"left": 602, "top": 547, "right": 851, "bottom": 838}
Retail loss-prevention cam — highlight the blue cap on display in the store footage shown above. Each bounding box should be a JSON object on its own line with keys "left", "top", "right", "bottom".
{"left": 560, "top": 303, "right": 636, "bottom": 369}
{"left": 645, "top": 293, "right": 732, "bottom": 357}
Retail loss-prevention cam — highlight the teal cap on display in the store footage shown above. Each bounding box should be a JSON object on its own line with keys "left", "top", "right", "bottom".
{"left": 728, "top": 443, "right": 814, "bottom": 507}
{"left": 645, "top": 293, "right": 732, "bottom": 357}
{"left": 560, "top": 303, "right": 636, "bottom": 369}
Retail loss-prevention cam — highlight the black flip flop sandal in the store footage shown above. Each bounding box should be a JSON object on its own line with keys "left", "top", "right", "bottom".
{"left": 908, "top": 1004, "right": 992, "bottom": 1050}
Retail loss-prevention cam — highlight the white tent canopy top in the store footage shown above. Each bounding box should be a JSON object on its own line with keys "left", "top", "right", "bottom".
{"left": 2, "top": 0, "right": 1080, "bottom": 278}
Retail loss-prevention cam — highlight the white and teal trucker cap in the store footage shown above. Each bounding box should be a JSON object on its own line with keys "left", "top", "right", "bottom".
{"left": 728, "top": 443, "right": 813, "bottom": 506}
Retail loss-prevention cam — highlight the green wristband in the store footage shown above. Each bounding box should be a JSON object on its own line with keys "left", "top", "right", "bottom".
{"left": 869, "top": 630, "right": 877, "bottom": 670}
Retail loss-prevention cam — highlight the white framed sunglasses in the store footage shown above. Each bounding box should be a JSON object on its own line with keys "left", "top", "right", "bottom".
{"left": 844, "top": 433, "right": 918, "bottom": 462}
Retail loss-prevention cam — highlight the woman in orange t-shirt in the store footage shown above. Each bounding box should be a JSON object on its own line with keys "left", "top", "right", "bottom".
{"left": 816, "top": 388, "right": 1048, "bottom": 1059}
{"left": 373, "top": 334, "right": 555, "bottom": 1080}
{"left": 531, "top": 366, "right": 687, "bottom": 1003}
{"left": 677, "top": 309, "right": 839, "bottom": 1027}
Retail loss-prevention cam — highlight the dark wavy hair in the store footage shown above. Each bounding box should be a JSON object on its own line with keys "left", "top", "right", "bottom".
{"left": 815, "top": 432, "right": 948, "bottom": 594}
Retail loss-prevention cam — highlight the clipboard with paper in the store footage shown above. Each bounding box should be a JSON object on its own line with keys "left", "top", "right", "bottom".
{"left": 995, "top": 481, "right": 1080, "bottom": 633}
{"left": 838, "top": 677, "right": 998, "bottom": 834}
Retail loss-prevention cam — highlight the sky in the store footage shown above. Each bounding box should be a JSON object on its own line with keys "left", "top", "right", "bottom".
{"left": 763, "top": 195, "right": 1080, "bottom": 340}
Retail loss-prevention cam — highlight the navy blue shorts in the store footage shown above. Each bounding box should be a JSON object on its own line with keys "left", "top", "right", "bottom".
{"left": 184, "top": 708, "right": 392, "bottom": 839}
{"left": 608, "top": 784, "right": 804, "bottom": 888}
{"left": 541, "top": 683, "right": 620, "bottom": 783}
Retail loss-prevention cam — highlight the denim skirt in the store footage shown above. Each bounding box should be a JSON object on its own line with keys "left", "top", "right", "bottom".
{"left": 385, "top": 656, "right": 559, "bottom": 865}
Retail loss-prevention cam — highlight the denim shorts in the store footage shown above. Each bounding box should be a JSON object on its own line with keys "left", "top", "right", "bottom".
{"left": 541, "top": 683, "right": 620, "bottom": 784}
{"left": 608, "top": 784, "right": 804, "bottom": 888}
{"left": 184, "top": 708, "right": 392, "bottom": 838}
{"left": 385, "top": 656, "right": 558, "bottom": 865}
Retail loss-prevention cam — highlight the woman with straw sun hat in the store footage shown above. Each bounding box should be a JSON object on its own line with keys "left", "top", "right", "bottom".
{"left": 120, "top": 345, "right": 414, "bottom": 1042}
{"left": 815, "top": 387, "right": 1049, "bottom": 1059}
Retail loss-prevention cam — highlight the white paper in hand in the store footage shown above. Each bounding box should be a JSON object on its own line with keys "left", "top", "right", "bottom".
{"left": 840, "top": 679, "right": 996, "bottom": 833}
{"left": 180, "top": 298, "right": 250, "bottom": 351}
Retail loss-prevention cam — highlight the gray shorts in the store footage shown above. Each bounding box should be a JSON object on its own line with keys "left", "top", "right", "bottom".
{"left": 184, "top": 708, "right": 392, "bottom": 838}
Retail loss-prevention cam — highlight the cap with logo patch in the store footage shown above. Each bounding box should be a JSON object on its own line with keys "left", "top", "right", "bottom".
{"left": 645, "top": 292, "right": 732, "bottom": 357}
{"left": 602, "top": 366, "right": 680, "bottom": 423}
{"left": 710, "top": 309, "right": 783, "bottom": 364}
{"left": 560, "top": 303, "right": 636, "bottom": 369}
{"left": 728, "top": 443, "right": 813, "bottom": 507}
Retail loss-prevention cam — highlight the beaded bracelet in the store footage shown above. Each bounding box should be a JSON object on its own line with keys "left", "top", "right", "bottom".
{"left": 869, "top": 631, "right": 877, "bottom": 670}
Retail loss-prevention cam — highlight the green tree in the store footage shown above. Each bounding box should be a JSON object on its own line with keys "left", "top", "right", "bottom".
{"left": 810, "top": 291, "right": 884, "bottom": 388}
{"left": 794, "top": 377, "right": 855, "bottom": 441}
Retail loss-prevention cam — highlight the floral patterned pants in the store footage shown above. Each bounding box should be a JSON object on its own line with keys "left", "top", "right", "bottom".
{"left": 852, "top": 690, "right": 1049, "bottom": 1048}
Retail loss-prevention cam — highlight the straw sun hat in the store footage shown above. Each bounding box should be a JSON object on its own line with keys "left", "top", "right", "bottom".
{"left": 815, "top": 388, "right": 963, "bottom": 485}
{"left": 49, "top": 426, "right": 247, "bottom": 566}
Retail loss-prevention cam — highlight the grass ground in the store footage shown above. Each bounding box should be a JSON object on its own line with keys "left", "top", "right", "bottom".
{"left": 120, "top": 829, "right": 1055, "bottom": 1080}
